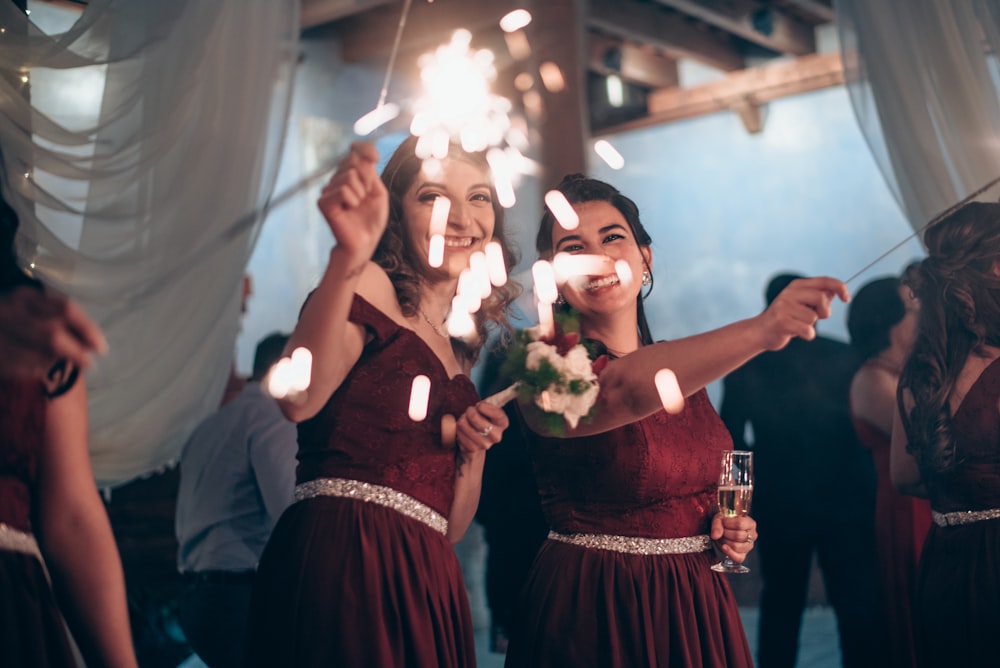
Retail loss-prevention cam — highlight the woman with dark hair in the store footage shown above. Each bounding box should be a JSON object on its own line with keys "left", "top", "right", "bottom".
{"left": 847, "top": 274, "right": 928, "bottom": 668}
{"left": 892, "top": 201, "right": 1000, "bottom": 666}
{"left": 504, "top": 174, "right": 849, "bottom": 667}
{"left": 0, "top": 196, "right": 136, "bottom": 666}
{"left": 245, "top": 137, "right": 519, "bottom": 667}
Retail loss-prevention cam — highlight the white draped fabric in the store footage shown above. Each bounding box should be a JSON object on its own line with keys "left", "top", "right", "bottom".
{"left": 1, "top": 1, "right": 299, "bottom": 486}
{"left": 835, "top": 1, "right": 1000, "bottom": 230}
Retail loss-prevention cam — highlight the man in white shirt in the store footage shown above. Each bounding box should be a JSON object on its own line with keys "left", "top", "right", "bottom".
{"left": 175, "top": 332, "right": 297, "bottom": 668}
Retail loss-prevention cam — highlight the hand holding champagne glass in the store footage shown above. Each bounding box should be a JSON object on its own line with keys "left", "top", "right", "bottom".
{"left": 711, "top": 450, "right": 754, "bottom": 574}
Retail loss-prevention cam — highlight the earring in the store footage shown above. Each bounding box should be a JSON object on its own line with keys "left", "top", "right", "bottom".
{"left": 641, "top": 271, "right": 652, "bottom": 287}
{"left": 555, "top": 293, "right": 566, "bottom": 306}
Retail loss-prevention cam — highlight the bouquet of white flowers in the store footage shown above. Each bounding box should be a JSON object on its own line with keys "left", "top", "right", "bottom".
{"left": 486, "top": 310, "right": 607, "bottom": 432}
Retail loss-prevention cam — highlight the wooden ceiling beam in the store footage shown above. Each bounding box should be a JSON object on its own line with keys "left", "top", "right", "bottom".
{"left": 332, "top": 0, "right": 520, "bottom": 63}
{"left": 300, "top": 0, "right": 396, "bottom": 30}
{"left": 653, "top": 0, "right": 816, "bottom": 56}
{"left": 779, "top": 0, "right": 835, "bottom": 24}
{"left": 588, "top": 33, "right": 679, "bottom": 89}
{"left": 587, "top": 0, "right": 745, "bottom": 73}
{"left": 596, "top": 51, "right": 843, "bottom": 136}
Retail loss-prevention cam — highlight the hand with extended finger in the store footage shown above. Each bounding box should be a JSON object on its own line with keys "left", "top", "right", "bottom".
{"left": 317, "top": 141, "right": 389, "bottom": 261}
{"left": 456, "top": 400, "right": 509, "bottom": 455}
{"left": 710, "top": 512, "right": 757, "bottom": 564}
{"left": 756, "top": 276, "right": 849, "bottom": 351}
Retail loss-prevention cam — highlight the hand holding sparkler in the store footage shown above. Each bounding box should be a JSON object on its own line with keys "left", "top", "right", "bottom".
{"left": 317, "top": 141, "right": 389, "bottom": 263}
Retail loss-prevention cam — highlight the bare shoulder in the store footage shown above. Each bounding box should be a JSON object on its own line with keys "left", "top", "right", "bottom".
{"left": 354, "top": 262, "right": 403, "bottom": 318}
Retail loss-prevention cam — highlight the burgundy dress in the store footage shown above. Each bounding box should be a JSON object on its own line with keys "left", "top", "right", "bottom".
{"left": 246, "top": 296, "right": 480, "bottom": 667}
{"left": 903, "top": 357, "right": 1000, "bottom": 666}
{"left": 505, "top": 389, "right": 753, "bottom": 668}
{"left": 851, "top": 388, "right": 930, "bottom": 668}
{"left": 0, "top": 378, "right": 78, "bottom": 666}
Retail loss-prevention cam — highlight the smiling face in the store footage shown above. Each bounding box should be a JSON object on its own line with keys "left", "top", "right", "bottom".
{"left": 551, "top": 200, "right": 651, "bottom": 320}
{"left": 402, "top": 156, "right": 496, "bottom": 280}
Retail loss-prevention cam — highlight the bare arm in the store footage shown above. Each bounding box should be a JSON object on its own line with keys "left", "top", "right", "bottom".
{"left": 35, "top": 380, "right": 137, "bottom": 668}
{"left": 525, "top": 277, "right": 849, "bottom": 437}
{"left": 278, "top": 142, "right": 391, "bottom": 422}
{"left": 849, "top": 364, "right": 897, "bottom": 436}
{"left": 890, "top": 393, "right": 927, "bottom": 497}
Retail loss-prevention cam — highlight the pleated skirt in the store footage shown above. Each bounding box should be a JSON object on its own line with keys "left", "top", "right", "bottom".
{"left": 504, "top": 539, "right": 753, "bottom": 668}
{"left": 245, "top": 495, "right": 476, "bottom": 667}
{"left": 0, "top": 549, "right": 77, "bottom": 667}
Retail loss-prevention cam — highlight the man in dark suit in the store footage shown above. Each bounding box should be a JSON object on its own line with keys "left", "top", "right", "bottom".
{"left": 720, "top": 273, "right": 885, "bottom": 668}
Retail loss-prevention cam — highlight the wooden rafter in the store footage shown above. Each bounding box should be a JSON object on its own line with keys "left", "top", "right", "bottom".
{"left": 652, "top": 0, "right": 816, "bottom": 56}
{"left": 596, "top": 51, "right": 844, "bottom": 136}
{"left": 588, "top": 33, "right": 679, "bottom": 89}
{"left": 587, "top": 0, "right": 745, "bottom": 73}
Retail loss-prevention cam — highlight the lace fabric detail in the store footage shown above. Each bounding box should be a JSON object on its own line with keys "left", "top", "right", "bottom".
{"left": 528, "top": 389, "right": 730, "bottom": 538}
{"left": 547, "top": 530, "right": 711, "bottom": 555}
{"left": 295, "top": 296, "right": 480, "bottom": 517}
{"left": 295, "top": 478, "right": 448, "bottom": 536}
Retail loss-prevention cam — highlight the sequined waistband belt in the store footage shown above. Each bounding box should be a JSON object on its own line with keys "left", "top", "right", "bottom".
{"left": 0, "top": 523, "right": 41, "bottom": 560}
{"left": 295, "top": 478, "right": 448, "bottom": 536}
{"left": 547, "top": 530, "right": 712, "bottom": 555}
{"left": 932, "top": 508, "right": 1000, "bottom": 527}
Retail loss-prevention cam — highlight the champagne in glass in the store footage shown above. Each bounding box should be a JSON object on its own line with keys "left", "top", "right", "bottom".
{"left": 711, "top": 450, "right": 754, "bottom": 573}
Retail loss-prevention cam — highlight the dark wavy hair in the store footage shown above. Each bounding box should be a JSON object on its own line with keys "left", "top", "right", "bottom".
{"left": 535, "top": 173, "right": 655, "bottom": 346}
{"left": 373, "top": 135, "right": 520, "bottom": 363}
{"left": 847, "top": 276, "right": 906, "bottom": 360}
{"left": 899, "top": 201, "right": 1000, "bottom": 472}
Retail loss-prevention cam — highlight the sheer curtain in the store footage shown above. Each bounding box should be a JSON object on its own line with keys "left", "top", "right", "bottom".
{"left": 835, "top": 1, "right": 1000, "bottom": 231}
{"left": 1, "top": 0, "right": 299, "bottom": 486}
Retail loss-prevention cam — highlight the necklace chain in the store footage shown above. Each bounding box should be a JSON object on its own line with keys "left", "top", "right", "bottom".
{"left": 418, "top": 307, "right": 450, "bottom": 339}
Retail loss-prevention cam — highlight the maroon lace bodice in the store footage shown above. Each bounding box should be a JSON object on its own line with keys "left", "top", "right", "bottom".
{"left": 527, "top": 388, "right": 733, "bottom": 538}
{"left": 296, "top": 295, "right": 480, "bottom": 517}
{"left": 922, "top": 356, "right": 1000, "bottom": 513}
{"left": 0, "top": 378, "right": 44, "bottom": 533}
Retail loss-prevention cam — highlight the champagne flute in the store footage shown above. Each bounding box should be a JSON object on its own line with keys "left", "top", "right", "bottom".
{"left": 711, "top": 450, "right": 754, "bottom": 574}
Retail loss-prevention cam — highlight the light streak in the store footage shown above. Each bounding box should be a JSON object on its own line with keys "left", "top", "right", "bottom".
{"left": 615, "top": 260, "right": 633, "bottom": 285}
{"left": 485, "top": 241, "right": 508, "bottom": 286}
{"left": 532, "top": 260, "right": 558, "bottom": 304}
{"left": 428, "top": 234, "right": 445, "bottom": 268}
{"left": 594, "top": 139, "right": 625, "bottom": 170}
{"left": 654, "top": 368, "right": 685, "bottom": 414}
{"left": 544, "top": 190, "right": 579, "bottom": 230}
{"left": 408, "top": 375, "right": 431, "bottom": 421}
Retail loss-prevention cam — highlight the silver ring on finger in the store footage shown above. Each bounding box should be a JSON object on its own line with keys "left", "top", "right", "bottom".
{"left": 479, "top": 424, "right": 494, "bottom": 437}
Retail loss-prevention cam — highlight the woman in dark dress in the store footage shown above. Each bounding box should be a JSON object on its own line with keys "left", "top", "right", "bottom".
{"left": 891, "top": 201, "right": 1000, "bottom": 667}
{"left": 847, "top": 275, "right": 930, "bottom": 668}
{"left": 245, "top": 137, "right": 518, "bottom": 667}
{"left": 504, "top": 175, "right": 850, "bottom": 667}
{"left": 0, "top": 198, "right": 136, "bottom": 667}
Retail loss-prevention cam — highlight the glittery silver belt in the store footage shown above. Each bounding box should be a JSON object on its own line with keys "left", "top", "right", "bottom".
{"left": 295, "top": 478, "right": 448, "bottom": 536}
{"left": 932, "top": 508, "right": 1000, "bottom": 527}
{"left": 547, "top": 530, "right": 712, "bottom": 555}
{"left": 0, "top": 523, "right": 42, "bottom": 560}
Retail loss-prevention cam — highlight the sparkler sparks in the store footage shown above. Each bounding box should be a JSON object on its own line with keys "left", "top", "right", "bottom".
{"left": 410, "top": 29, "right": 513, "bottom": 155}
